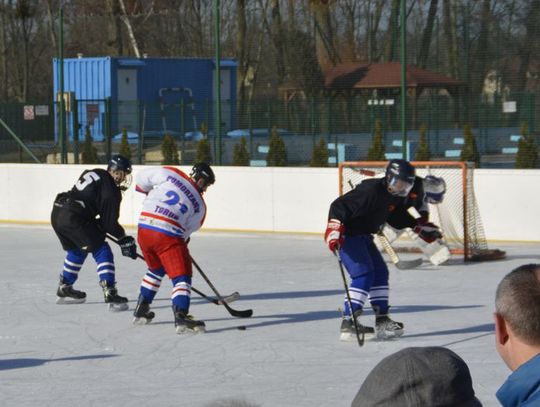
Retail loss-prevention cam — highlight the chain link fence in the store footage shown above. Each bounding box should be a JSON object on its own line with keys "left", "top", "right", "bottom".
{"left": 0, "top": 91, "right": 537, "bottom": 167}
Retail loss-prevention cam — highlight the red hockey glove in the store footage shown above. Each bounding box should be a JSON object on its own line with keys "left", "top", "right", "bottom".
{"left": 413, "top": 221, "right": 442, "bottom": 243}
{"left": 325, "top": 219, "right": 344, "bottom": 252}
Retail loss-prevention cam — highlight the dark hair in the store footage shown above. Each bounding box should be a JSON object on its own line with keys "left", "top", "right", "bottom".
{"left": 495, "top": 264, "right": 540, "bottom": 345}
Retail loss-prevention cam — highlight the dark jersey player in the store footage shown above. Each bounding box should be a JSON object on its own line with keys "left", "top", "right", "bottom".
{"left": 51, "top": 154, "right": 137, "bottom": 311}
{"left": 324, "top": 159, "right": 415, "bottom": 341}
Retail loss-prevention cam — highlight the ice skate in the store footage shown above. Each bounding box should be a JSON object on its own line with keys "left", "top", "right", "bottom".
{"left": 339, "top": 310, "right": 374, "bottom": 342}
{"left": 100, "top": 280, "right": 129, "bottom": 312}
{"left": 173, "top": 307, "right": 206, "bottom": 334}
{"left": 56, "top": 281, "right": 86, "bottom": 304}
{"left": 375, "top": 315, "right": 404, "bottom": 339}
{"left": 132, "top": 295, "right": 155, "bottom": 325}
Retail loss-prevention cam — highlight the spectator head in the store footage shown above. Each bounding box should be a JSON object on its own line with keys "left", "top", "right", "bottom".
{"left": 494, "top": 263, "right": 540, "bottom": 371}
{"left": 351, "top": 346, "right": 481, "bottom": 407}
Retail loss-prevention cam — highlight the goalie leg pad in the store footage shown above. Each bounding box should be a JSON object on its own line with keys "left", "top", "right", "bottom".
{"left": 407, "top": 231, "right": 451, "bottom": 265}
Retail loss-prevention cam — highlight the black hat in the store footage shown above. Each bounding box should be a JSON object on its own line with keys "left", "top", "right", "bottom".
{"left": 351, "top": 347, "right": 482, "bottom": 407}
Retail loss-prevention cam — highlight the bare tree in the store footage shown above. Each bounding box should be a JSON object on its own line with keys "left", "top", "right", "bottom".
{"left": 417, "top": 0, "right": 438, "bottom": 68}
{"left": 310, "top": 0, "right": 340, "bottom": 70}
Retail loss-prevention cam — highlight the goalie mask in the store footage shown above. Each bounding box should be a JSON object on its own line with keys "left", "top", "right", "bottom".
{"left": 107, "top": 154, "right": 133, "bottom": 191}
{"left": 385, "top": 159, "right": 415, "bottom": 197}
{"left": 423, "top": 175, "right": 446, "bottom": 204}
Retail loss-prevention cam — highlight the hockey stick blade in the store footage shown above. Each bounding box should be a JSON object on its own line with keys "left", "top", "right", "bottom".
{"left": 191, "top": 258, "right": 253, "bottom": 318}
{"left": 394, "top": 257, "right": 424, "bottom": 270}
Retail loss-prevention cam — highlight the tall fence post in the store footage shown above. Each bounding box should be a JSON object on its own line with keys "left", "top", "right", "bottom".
{"left": 72, "top": 96, "right": 79, "bottom": 164}
{"left": 105, "top": 97, "right": 112, "bottom": 162}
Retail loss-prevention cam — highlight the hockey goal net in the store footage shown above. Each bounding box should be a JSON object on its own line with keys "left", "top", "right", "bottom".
{"left": 339, "top": 161, "right": 506, "bottom": 262}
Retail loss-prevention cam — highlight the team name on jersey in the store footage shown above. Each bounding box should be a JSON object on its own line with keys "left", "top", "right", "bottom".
{"left": 154, "top": 205, "right": 179, "bottom": 220}
{"left": 166, "top": 175, "right": 200, "bottom": 213}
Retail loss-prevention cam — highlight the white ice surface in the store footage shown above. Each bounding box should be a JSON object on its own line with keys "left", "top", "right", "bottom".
{"left": 1, "top": 225, "right": 538, "bottom": 407}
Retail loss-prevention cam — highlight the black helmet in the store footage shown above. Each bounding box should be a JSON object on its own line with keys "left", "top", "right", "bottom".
{"left": 190, "top": 162, "right": 215, "bottom": 186}
{"left": 107, "top": 154, "right": 132, "bottom": 174}
{"left": 385, "top": 159, "right": 415, "bottom": 197}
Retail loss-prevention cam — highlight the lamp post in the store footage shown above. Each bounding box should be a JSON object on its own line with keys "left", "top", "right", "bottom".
{"left": 58, "top": 5, "right": 66, "bottom": 164}
{"left": 400, "top": 0, "right": 407, "bottom": 159}
{"left": 214, "top": 0, "right": 222, "bottom": 165}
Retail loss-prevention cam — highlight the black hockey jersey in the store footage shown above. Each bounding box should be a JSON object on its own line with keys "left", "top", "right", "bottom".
{"left": 386, "top": 176, "right": 426, "bottom": 230}
{"left": 60, "top": 168, "right": 125, "bottom": 239}
{"left": 328, "top": 178, "right": 404, "bottom": 236}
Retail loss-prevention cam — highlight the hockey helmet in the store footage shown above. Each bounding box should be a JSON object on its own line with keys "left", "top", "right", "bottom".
{"left": 423, "top": 175, "right": 446, "bottom": 204}
{"left": 107, "top": 154, "right": 132, "bottom": 190}
{"left": 385, "top": 159, "right": 416, "bottom": 197}
{"left": 190, "top": 162, "right": 215, "bottom": 191}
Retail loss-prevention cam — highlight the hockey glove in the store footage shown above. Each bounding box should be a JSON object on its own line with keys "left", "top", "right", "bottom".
{"left": 325, "top": 219, "right": 344, "bottom": 252}
{"left": 413, "top": 221, "right": 442, "bottom": 243}
{"left": 118, "top": 235, "right": 138, "bottom": 259}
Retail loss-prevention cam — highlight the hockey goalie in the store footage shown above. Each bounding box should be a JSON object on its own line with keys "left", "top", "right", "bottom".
{"left": 378, "top": 175, "right": 451, "bottom": 266}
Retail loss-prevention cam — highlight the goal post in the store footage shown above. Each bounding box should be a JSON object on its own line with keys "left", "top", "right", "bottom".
{"left": 338, "top": 161, "right": 506, "bottom": 262}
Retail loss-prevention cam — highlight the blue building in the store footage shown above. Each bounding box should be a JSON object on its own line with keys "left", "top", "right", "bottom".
{"left": 52, "top": 56, "right": 237, "bottom": 142}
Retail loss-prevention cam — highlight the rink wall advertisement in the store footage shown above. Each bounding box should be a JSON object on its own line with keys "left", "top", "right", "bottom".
{"left": 0, "top": 164, "right": 538, "bottom": 242}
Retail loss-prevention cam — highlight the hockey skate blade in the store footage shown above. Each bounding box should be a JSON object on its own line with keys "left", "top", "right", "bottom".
{"left": 132, "top": 313, "right": 155, "bottom": 325}
{"left": 56, "top": 297, "right": 86, "bottom": 305}
{"left": 108, "top": 302, "right": 129, "bottom": 312}
{"left": 340, "top": 331, "right": 375, "bottom": 342}
{"left": 175, "top": 325, "right": 206, "bottom": 335}
{"left": 375, "top": 328, "right": 404, "bottom": 340}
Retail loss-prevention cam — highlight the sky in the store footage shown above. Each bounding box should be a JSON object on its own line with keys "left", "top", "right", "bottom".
{"left": 1, "top": 225, "right": 536, "bottom": 407}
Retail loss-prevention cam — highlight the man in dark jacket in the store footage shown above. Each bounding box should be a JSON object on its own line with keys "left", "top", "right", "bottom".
{"left": 495, "top": 264, "right": 540, "bottom": 406}
{"left": 325, "top": 159, "right": 415, "bottom": 341}
{"left": 51, "top": 154, "right": 137, "bottom": 311}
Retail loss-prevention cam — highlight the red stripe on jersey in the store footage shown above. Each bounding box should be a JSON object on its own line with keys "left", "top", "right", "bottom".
{"left": 140, "top": 211, "right": 185, "bottom": 230}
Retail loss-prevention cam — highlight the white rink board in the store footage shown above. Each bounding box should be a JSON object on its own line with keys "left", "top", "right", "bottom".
{"left": 0, "top": 164, "right": 538, "bottom": 242}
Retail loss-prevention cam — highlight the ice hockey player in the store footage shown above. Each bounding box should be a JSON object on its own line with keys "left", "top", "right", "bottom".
{"left": 383, "top": 175, "right": 450, "bottom": 265}
{"left": 325, "top": 159, "right": 415, "bottom": 341}
{"left": 132, "top": 163, "right": 215, "bottom": 334}
{"left": 51, "top": 154, "right": 137, "bottom": 311}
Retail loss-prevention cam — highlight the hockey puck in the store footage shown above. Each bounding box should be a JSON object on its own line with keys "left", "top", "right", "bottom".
{"left": 236, "top": 326, "right": 247, "bottom": 330}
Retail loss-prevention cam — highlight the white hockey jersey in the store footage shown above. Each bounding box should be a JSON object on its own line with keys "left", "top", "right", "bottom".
{"left": 135, "top": 166, "right": 207, "bottom": 239}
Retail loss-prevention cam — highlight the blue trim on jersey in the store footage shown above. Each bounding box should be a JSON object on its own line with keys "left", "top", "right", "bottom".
{"left": 138, "top": 223, "right": 184, "bottom": 238}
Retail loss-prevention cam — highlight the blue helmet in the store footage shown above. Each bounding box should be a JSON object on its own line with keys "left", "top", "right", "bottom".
{"left": 385, "top": 159, "right": 416, "bottom": 197}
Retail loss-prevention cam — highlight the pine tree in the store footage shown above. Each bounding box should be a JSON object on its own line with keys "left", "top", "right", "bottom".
{"left": 161, "top": 134, "right": 179, "bottom": 165}
{"left": 232, "top": 137, "right": 250, "bottom": 166}
{"left": 414, "top": 124, "right": 431, "bottom": 161}
{"left": 460, "top": 123, "right": 480, "bottom": 167}
{"left": 515, "top": 121, "right": 538, "bottom": 168}
{"left": 266, "top": 126, "right": 288, "bottom": 166}
{"left": 81, "top": 126, "right": 99, "bottom": 164}
{"left": 196, "top": 138, "right": 213, "bottom": 164}
{"left": 310, "top": 138, "right": 329, "bottom": 167}
{"left": 367, "top": 119, "right": 386, "bottom": 160}
{"left": 119, "top": 128, "right": 132, "bottom": 161}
